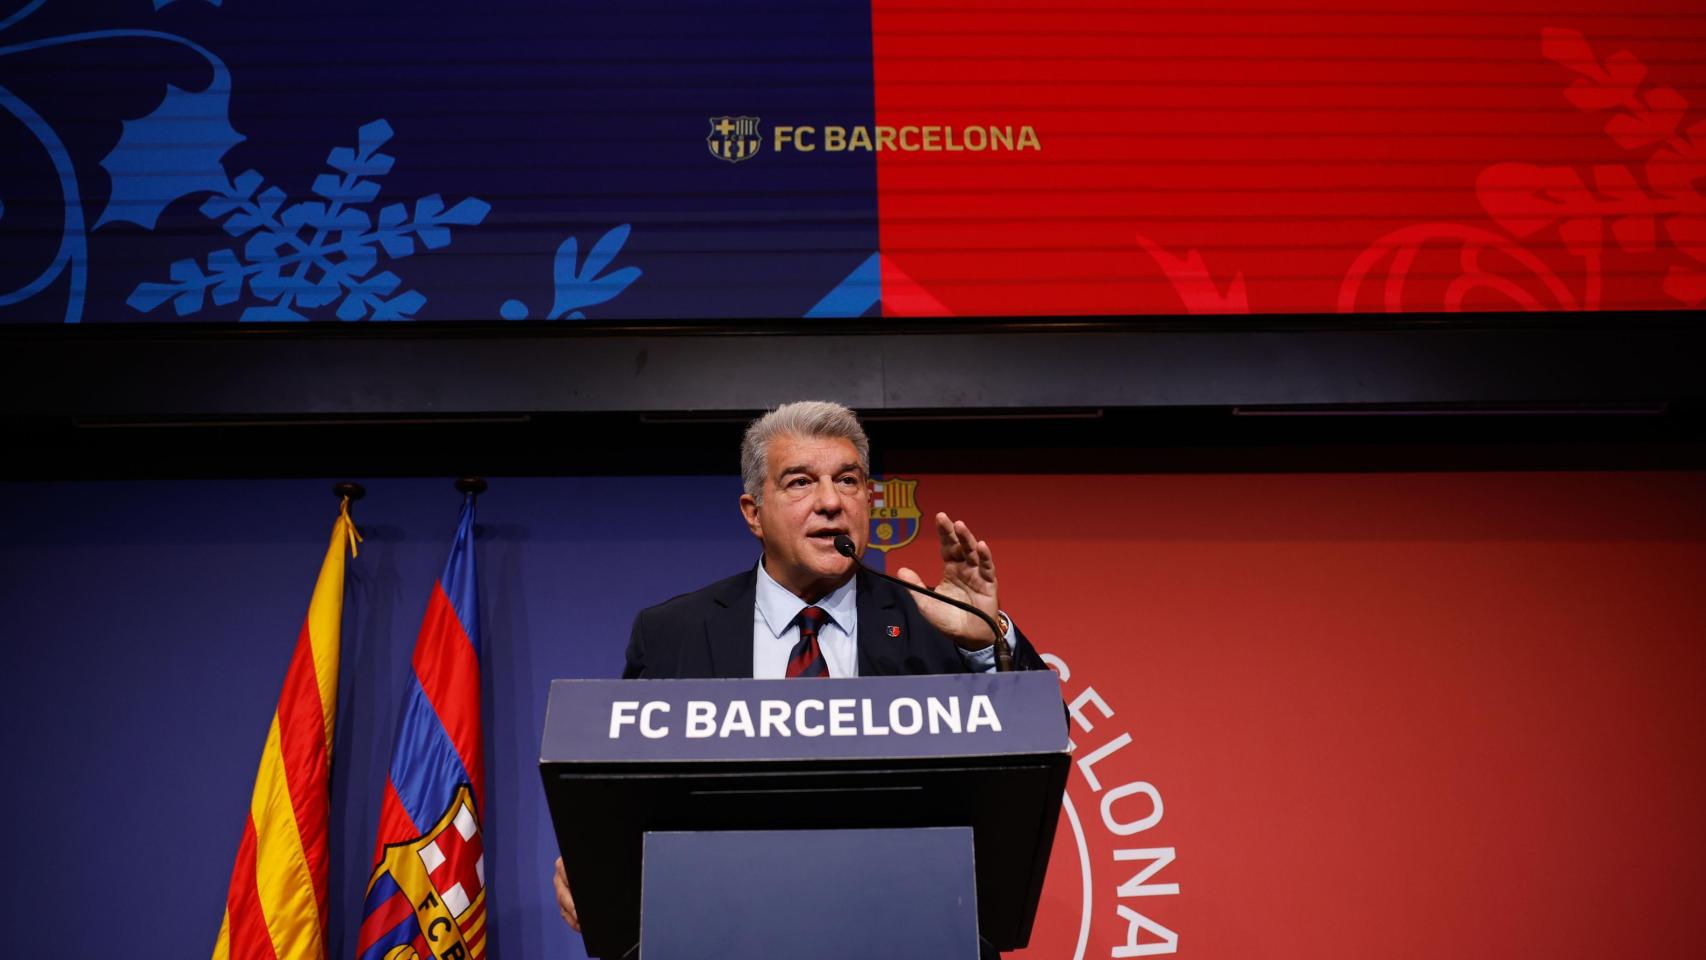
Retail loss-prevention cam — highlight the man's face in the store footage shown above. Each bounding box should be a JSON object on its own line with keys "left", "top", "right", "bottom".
{"left": 739, "top": 432, "right": 870, "bottom": 601}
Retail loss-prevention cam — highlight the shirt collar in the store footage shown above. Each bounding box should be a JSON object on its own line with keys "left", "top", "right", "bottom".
{"left": 754, "top": 558, "right": 856, "bottom": 638}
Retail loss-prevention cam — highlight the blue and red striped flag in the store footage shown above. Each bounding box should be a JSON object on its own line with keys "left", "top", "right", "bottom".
{"left": 213, "top": 499, "right": 360, "bottom": 960}
{"left": 356, "top": 494, "right": 486, "bottom": 960}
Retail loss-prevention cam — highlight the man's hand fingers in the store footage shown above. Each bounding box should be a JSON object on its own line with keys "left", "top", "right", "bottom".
{"left": 954, "top": 520, "right": 979, "bottom": 562}
{"left": 935, "top": 511, "right": 958, "bottom": 561}
{"left": 553, "top": 856, "right": 581, "bottom": 932}
{"left": 977, "top": 539, "right": 996, "bottom": 581}
{"left": 894, "top": 565, "right": 925, "bottom": 587}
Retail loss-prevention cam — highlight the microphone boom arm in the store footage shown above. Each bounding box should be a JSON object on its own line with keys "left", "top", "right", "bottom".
{"left": 833, "top": 534, "right": 1014, "bottom": 672}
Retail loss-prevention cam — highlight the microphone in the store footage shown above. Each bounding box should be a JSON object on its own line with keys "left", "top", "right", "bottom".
{"left": 833, "top": 534, "right": 1013, "bottom": 672}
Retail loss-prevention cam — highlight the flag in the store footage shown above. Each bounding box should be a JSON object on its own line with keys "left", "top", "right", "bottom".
{"left": 356, "top": 494, "right": 486, "bottom": 960}
{"left": 213, "top": 499, "right": 361, "bottom": 960}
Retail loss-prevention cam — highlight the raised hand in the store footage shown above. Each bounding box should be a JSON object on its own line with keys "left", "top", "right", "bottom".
{"left": 894, "top": 512, "right": 1003, "bottom": 650}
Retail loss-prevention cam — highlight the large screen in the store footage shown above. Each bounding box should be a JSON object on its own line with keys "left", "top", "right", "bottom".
{"left": 2, "top": 0, "right": 1703, "bottom": 324}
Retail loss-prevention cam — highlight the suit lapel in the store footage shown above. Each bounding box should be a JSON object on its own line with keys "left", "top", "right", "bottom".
{"left": 703, "top": 568, "right": 756, "bottom": 678}
{"left": 855, "top": 568, "right": 903, "bottom": 676}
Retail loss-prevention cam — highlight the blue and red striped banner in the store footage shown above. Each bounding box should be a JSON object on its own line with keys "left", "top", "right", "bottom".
{"left": 356, "top": 495, "right": 486, "bottom": 960}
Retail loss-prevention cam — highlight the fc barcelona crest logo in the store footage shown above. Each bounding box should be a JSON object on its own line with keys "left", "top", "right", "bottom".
{"left": 707, "top": 116, "right": 762, "bottom": 163}
{"left": 359, "top": 784, "right": 487, "bottom": 959}
{"left": 868, "top": 477, "right": 921, "bottom": 553}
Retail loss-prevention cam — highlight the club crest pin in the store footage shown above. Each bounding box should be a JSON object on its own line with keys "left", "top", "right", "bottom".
{"left": 886, "top": 625, "right": 901, "bottom": 637}
{"left": 867, "top": 477, "right": 921, "bottom": 552}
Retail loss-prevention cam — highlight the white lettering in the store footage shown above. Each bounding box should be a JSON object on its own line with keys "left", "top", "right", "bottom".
{"left": 1076, "top": 731, "right": 1131, "bottom": 792}
{"left": 927, "top": 696, "right": 962, "bottom": 734}
{"left": 967, "top": 694, "right": 1002, "bottom": 732}
{"left": 1114, "top": 847, "right": 1179, "bottom": 897}
{"left": 829, "top": 698, "right": 856, "bottom": 735}
{"left": 889, "top": 697, "right": 922, "bottom": 735}
{"left": 685, "top": 700, "right": 715, "bottom": 738}
{"left": 1042, "top": 652, "right": 1070, "bottom": 682}
{"left": 797, "top": 698, "right": 824, "bottom": 736}
{"left": 609, "top": 701, "right": 639, "bottom": 738}
{"left": 1067, "top": 686, "right": 1113, "bottom": 733}
{"left": 1102, "top": 780, "right": 1163, "bottom": 835}
{"left": 860, "top": 698, "right": 890, "bottom": 734}
{"left": 1112, "top": 905, "right": 1178, "bottom": 957}
{"left": 760, "top": 699, "right": 790, "bottom": 737}
{"left": 718, "top": 699, "right": 755, "bottom": 738}
{"left": 639, "top": 701, "right": 670, "bottom": 739}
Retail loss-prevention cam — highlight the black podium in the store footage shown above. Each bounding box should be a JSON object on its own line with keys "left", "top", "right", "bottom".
{"left": 539, "top": 671, "right": 1069, "bottom": 959}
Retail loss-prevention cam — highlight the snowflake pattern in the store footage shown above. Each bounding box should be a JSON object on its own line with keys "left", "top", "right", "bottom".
{"left": 127, "top": 120, "right": 489, "bottom": 321}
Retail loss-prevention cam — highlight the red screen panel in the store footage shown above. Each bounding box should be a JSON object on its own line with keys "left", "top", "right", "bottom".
{"left": 870, "top": 1, "right": 1706, "bottom": 315}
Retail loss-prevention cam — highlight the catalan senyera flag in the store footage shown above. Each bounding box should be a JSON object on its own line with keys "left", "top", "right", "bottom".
{"left": 213, "top": 500, "right": 361, "bottom": 960}
{"left": 356, "top": 494, "right": 486, "bottom": 960}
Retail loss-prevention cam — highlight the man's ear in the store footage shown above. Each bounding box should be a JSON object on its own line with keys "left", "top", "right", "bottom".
{"left": 739, "top": 493, "right": 764, "bottom": 539}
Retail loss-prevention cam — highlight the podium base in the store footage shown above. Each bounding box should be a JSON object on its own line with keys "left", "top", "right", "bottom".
{"left": 639, "top": 826, "right": 979, "bottom": 960}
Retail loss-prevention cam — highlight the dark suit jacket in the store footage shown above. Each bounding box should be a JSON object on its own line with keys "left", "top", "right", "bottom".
{"left": 623, "top": 566, "right": 1046, "bottom": 678}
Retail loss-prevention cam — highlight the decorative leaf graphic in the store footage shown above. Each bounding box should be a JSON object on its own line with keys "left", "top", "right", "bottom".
{"left": 547, "top": 225, "right": 642, "bottom": 319}
{"left": 1542, "top": 28, "right": 1645, "bottom": 112}
{"left": 500, "top": 225, "right": 642, "bottom": 320}
{"left": 1134, "top": 236, "right": 1249, "bottom": 313}
{"left": 1478, "top": 162, "right": 1603, "bottom": 256}
{"left": 1646, "top": 142, "right": 1706, "bottom": 198}
{"left": 1666, "top": 217, "right": 1706, "bottom": 265}
{"left": 1592, "top": 164, "right": 1655, "bottom": 253}
{"left": 97, "top": 81, "right": 243, "bottom": 229}
{"left": 1606, "top": 86, "right": 1687, "bottom": 150}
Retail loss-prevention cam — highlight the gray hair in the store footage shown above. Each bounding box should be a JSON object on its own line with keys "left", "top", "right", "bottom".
{"left": 740, "top": 400, "right": 871, "bottom": 502}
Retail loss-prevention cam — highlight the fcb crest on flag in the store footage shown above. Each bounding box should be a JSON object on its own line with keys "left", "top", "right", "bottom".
{"left": 358, "top": 491, "right": 486, "bottom": 960}
{"left": 361, "top": 785, "right": 486, "bottom": 960}
{"left": 867, "top": 477, "right": 921, "bottom": 552}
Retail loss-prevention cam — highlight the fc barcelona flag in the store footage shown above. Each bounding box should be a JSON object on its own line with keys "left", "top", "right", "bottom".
{"left": 356, "top": 494, "right": 486, "bottom": 960}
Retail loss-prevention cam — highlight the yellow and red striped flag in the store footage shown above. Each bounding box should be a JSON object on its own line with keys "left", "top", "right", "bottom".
{"left": 212, "top": 499, "right": 361, "bottom": 960}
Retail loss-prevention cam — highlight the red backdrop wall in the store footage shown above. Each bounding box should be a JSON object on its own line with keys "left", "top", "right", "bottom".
{"left": 886, "top": 470, "right": 1706, "bottom": 957}
{"left": 871, "top": 0, "right": 1706, "bottom": 315}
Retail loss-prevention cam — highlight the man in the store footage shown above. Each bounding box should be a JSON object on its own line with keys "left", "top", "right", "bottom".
{"left": 554, "top": 399, "right": 1045, "bottom": 932}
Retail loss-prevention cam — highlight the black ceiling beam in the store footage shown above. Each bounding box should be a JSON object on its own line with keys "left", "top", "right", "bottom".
{"left": 4, "top": 312, "right": 1702, "bottom": 421}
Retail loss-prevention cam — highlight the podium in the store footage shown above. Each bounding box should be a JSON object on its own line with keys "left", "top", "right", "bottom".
{"left": 540, "top": 671, "right": 1069, "bottom": 959}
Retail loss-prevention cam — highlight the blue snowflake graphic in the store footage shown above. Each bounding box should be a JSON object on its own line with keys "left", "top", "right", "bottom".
{"left": 128, "top": 119, "right": 490, "bottom": 321}
{"left": 500, "top": 224, "right": 641, "bottom": 320}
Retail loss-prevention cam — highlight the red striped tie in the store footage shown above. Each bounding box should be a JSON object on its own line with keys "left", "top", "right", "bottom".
{"left": 786, "top": 606, "right": 831, "bottom": 678}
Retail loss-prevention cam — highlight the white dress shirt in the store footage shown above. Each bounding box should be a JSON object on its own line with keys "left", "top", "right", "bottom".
{"left": 751, "top": 560, "right": 1007, "bottom": 677}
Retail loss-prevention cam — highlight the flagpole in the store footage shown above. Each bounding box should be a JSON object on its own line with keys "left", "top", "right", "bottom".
{"left": 454, "top": 476, "right": 486, "bottom": 497}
